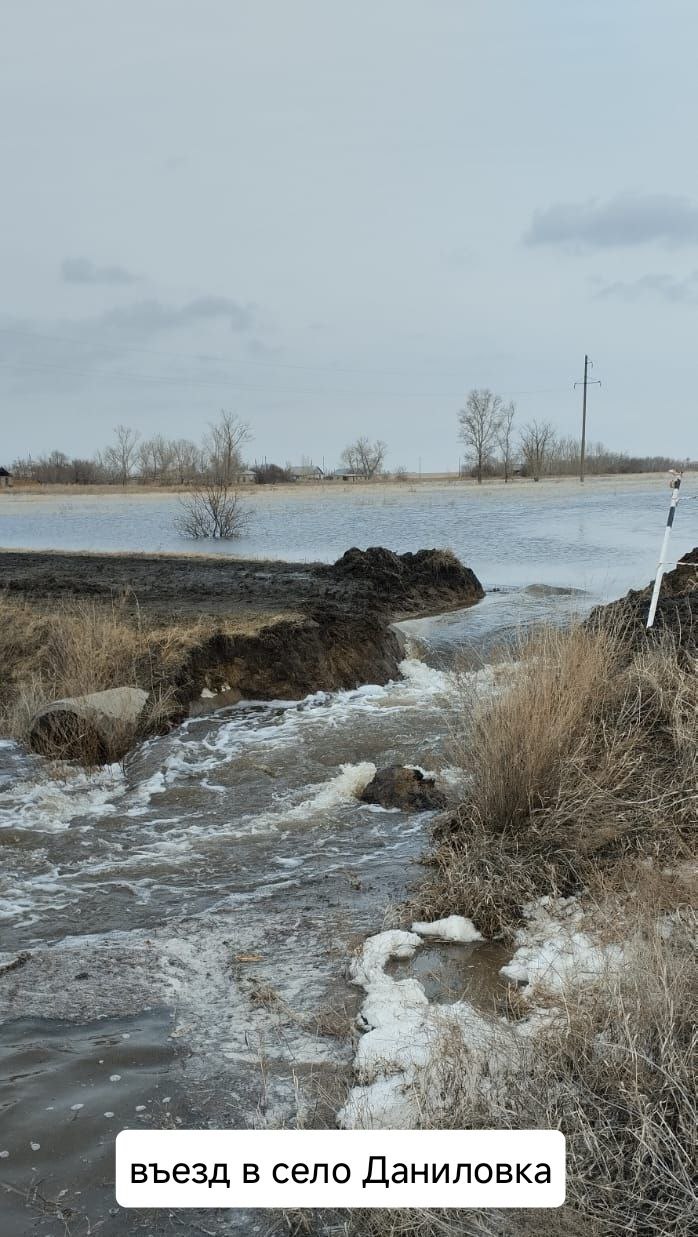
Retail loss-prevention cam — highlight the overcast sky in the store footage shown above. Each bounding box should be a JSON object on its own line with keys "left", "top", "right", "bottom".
{"left": 2, "top": 0, "right": 697, "bottom": 471}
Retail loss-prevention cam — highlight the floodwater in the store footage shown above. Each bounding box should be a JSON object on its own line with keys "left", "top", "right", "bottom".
{"left": 0, "top": 481, "right": 695, "bottom": 1235}
{"left": 0, "top": 476, "right": 695, "bottom": 592}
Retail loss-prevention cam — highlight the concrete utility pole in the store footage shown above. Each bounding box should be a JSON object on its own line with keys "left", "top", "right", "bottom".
{"left": 574, "top": 355, "right": 601, "bottom": 483}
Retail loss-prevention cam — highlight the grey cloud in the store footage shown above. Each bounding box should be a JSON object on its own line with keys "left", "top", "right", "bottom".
{"left": 61, "top": 257, "right": 141, "bottom": 285}
{"left": 524, "top": 193, "right": 698, "bottom": 251}
{"left": 0, "top": 294, "right": 257, "bottom": 396}
{"left": 595, "top": 271, "right": 698, "bottom": 303}
{"left": 99, "top": 296, "right": 254, "bottom": 335}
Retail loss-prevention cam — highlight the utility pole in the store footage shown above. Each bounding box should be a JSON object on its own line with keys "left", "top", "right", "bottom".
{"left": 574, "top": 355, "right": 601, "bottom": 483}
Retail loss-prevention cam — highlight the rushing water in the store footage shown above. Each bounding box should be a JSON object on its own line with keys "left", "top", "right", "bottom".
{"left": 0, "top": 480, "right": 695, "bottom": 1235}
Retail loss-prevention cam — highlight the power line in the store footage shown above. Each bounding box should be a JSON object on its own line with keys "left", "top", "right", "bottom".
{"left": 0, "top": 324, "right": 569, "bottom": 398}
{"left": 0, "top": 353, "right": 570, "bottom": 402}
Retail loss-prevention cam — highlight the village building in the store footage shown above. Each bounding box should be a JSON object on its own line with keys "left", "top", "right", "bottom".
{"left": 290, "top": 464, "right": 325, "bottom": 482}
{"left": 0, "top": 467, "right": 12, "bottom": 488}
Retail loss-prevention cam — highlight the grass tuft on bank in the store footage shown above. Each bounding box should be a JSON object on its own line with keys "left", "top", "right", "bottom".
{"left": 419, "top": 622, "right": 696, "bottom": 938}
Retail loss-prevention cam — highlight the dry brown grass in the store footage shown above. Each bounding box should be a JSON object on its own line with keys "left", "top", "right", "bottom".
{"left": 418, "top": 623, "right": 697, "bottom": 937}
{"left": 0, "top": 594, "right": 282, "bottom": 762}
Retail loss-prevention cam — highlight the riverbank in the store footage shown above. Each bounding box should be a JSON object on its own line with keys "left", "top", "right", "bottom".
{"left": 0, "top": 546, "right": 483, "bottom": 761}
{"left": 338, "top": 555, "right": 697, "bottom": 1237}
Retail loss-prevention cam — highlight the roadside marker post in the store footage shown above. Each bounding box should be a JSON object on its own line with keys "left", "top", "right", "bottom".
{"left": 646, "top": 472, "right": 682, "bottom": 629}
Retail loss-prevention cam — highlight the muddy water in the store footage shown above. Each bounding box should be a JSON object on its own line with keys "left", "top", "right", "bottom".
{"left": 0, "top": 571, "right": 660, "bottom": 1234}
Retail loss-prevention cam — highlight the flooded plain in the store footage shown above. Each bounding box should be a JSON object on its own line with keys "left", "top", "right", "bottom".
{"left": 0, "top": 478, "right": 695, "bottom": 1234}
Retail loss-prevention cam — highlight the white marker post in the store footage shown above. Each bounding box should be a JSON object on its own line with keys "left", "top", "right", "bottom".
{"left": 647, "top": 473, "right": 682, "bottom": 629}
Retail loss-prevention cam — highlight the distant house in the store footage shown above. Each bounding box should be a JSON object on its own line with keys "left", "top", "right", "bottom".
{"left": 290, "top": 464, "right": 325, "bottom": 482}
{"left": 332, "top": 468, "right": 360, "bottom": 482}
{"left": 238, "top": 469, "right": 257, "bottom": 484}
{"left": 0, "top": 467, "right": 12, "bottom": 488}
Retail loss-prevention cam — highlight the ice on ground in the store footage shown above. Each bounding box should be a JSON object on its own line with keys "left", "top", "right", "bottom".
{"left": 341, "top": 898, "right": 628, "bottom": 1130}
{"left": 350, "top": 929, "right": 421, "bottom": 987}
{"left": 412, "top": 915, "right": 483, "bottom": 943}
{"left": 500, "top": 896, "right": 624, "bottom": 996}
{"left": 339, "top": 929, "right": 500, "bottom": 1129}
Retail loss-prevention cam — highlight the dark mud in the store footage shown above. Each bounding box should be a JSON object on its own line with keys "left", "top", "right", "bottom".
{"left": 0, "top": 545, "right": 483, "bottom": 623}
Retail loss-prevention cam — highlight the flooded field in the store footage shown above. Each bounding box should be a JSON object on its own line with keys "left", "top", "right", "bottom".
{"left": 1, "top": 475, "right": 694, "bottom": 592}
{"left": 1, "top": 479, "right": 695, "bottom": 1234}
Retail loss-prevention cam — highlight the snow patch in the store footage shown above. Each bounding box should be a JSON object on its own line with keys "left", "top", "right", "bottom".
{"left": 412, "top": 915, "right": 483, "bottom": 943}
{"left": 339, "top": 929, "right": 499, "bottom": 1129}
{"left": 501, "top": 897, "right": 624, "bottom": 996}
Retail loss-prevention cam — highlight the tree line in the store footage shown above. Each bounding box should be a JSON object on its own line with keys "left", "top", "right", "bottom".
{"left": 10, "top": 416, "right": 390, "bottom": 486}
{"left": 8, "top": 398, "right": 692, "bottom": 487}
{"left": 458, "top": 389, "right": 692, "bottom": 482}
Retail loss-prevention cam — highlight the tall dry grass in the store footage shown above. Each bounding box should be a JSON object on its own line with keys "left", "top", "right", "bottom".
{"left": 419, "top": 623, "right": 696, "bottom": 937}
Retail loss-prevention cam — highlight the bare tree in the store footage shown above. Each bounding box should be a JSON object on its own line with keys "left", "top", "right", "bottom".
{"left": 137, "top": 434, "right": 175, "bottom": 484}
{"left": 175, "top": 482, "right": 251, "bottom": 539}
{"left": 204, "top": 410, "right": 251, "bottom": 484}
{"left": 458, "top": 389, "right": 503, "bottom": 483}
{"left": 495, "top": 400, "right": 517, "bottom": 482}
{"left": 340, "top": 436, "right": 387, "bottom": 478}
{"left": 102, "top": 424, "right": 140, "bottom": 486}
{"left": 171, "top": 438, "right": 203, "bottom": 485}
{"left": 520, "top": 419, "right": 556, "bottom": 482}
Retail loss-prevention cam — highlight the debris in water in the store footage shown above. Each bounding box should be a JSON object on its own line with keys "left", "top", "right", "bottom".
{"left": 109, "top": 1074, "right": 121, "bottom": 1082}
{"left": 0, "top": 950, "right": 31, "bottom": 976}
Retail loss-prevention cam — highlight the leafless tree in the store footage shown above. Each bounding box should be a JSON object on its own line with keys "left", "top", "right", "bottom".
{"left": 495, "top": 400, "right": 517, "bottom": 482}
{"left": 171, "top": 438, "right": 203, "bottom": 485}
{"left": 136, "top": 434, "right": 175, "bottom": 484}
{"left": 69, "top": 457, "right": 104, "bottom": 484}
{"left": 340, "top": 436, "right": 387, "bottom": 478}
{"left": 102, "top": 424, "right": 140, "bottom": 486}
{"left": 204, "top": 410, "right": 251, "bottom": 484}
{"left": 520, "top": 419, "right": 556, "bottom": 481}
{"left": 175, "top": 482, "right": 251, "bottom": 539}
{"left": 458, "top": 389, "right": 503, "bottom": 483}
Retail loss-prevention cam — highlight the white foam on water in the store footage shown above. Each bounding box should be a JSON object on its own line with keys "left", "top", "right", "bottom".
{"left": 0, "top": 765, "right": 126, "bottom": 834}
{"left": 278, "top": 761, "right": 377, "bottom": 819}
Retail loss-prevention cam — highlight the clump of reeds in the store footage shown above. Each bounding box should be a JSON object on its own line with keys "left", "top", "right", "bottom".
{"left": 418, "top": 622, "right": 696, "bottom": 937}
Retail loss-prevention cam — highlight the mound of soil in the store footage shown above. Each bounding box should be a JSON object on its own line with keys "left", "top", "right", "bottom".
{"left": 330, "top": 546, "right": 484, "bottom": 616}
{"left": 589, "top": 546, "right": 698, "bottom": 653}
{"left": 0, "top": 546, "right": 484, "bottom": 622}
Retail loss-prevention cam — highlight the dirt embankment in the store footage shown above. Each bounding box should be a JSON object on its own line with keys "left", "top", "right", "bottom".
{"left": 588, "top": 545, "right": 698, "bottom": 653}
{"left": 0, "top": 546, "right": 483, "bottom": 759}
{"left": 0, "top": 545, "right": 483, "bottom": 622}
